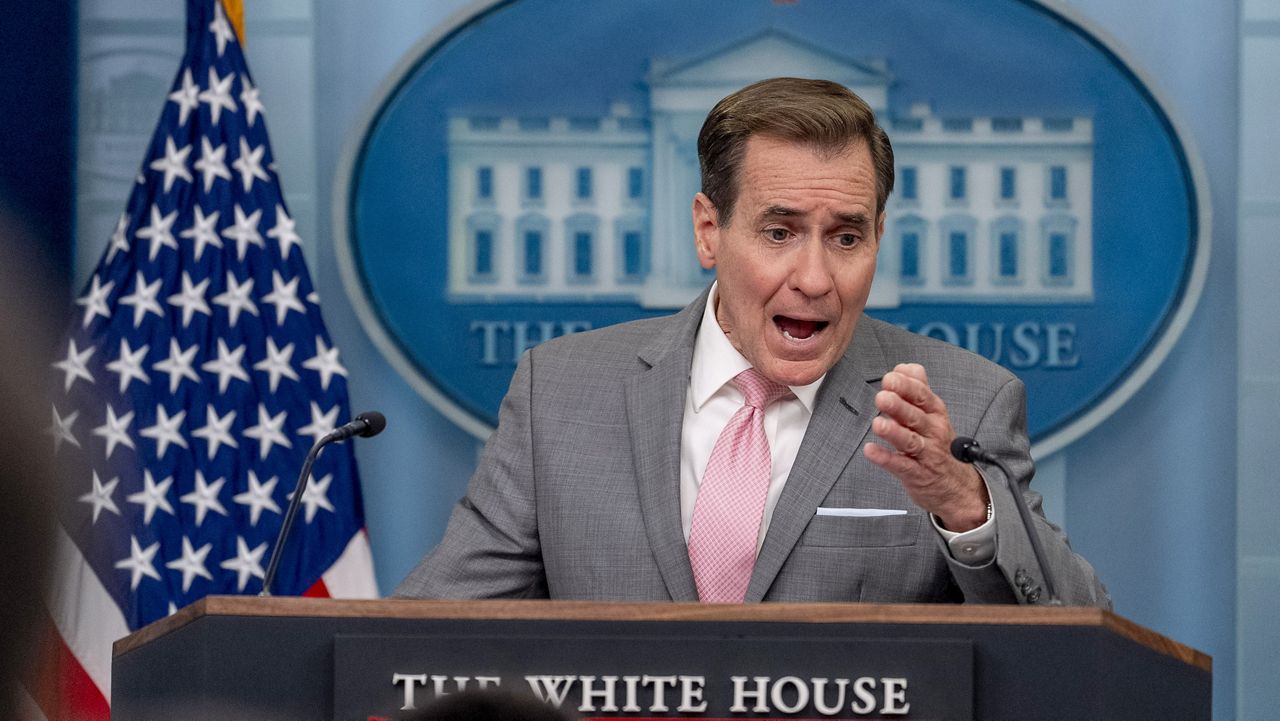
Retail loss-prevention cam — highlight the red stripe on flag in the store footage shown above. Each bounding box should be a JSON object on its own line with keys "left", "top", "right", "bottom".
{"left": 26, "top": 608, "right": 110, "bottom": 721}
{"left": 303, "top": 577, "right": 331, "bottom": 597}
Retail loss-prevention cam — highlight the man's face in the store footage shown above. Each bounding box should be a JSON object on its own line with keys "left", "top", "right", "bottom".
{"left": 693, "top": 135, "right": 884, "bottom": 387}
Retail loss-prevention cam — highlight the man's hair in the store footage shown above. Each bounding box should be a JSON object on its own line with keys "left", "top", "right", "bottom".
{"left": 697, "top": 77, "right": 895, "bottom": 225}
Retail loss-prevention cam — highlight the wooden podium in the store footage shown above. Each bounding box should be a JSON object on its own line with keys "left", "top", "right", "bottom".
{"left": 112, "top": 597, "right": 1210, "bottom": 720}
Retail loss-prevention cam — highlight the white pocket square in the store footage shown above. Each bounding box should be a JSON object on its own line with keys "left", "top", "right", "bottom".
{"left": 815, "top": 507, "right": 908, "bottom": 518}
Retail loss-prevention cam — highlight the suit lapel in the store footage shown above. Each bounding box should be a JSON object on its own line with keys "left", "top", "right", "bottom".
{"left": 625, "top": 289, "right": 707, "bottom": 601}
{"left": 745, "top": 318, "right": 890, "bottom": 602}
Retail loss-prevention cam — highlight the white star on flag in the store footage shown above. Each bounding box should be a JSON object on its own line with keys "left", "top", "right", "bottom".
{"left": 211, "top": 272, "right": 258, "bottom": 326}
{"left": 194, "top": 136, "right": 231, "bottom": 193}
{"left": 297, "top": 402, "right": 339, "bottom": 447}
{"left": 220, "top": 536, "right": 268, "bottom": 591}
{"left": 76, "top": 275, "right": 114, "bottom": 328}
{"left": 105, "top": 338, "right": 150, "bottom": 394}
{"left": 198, "top": 66, "right": 236, "bottom": 125}
{"left": 242, "top": 404, "right": 292, "bottom": 459}
{"left": 167, "top": 272, "right": 213, "bottom": 328}
{"left": 267, "top": 204, "right": 302, "bottom": 258}
{"left": 232, "top": 137, "right": 269, "bottom": 192}
{"left": 167, "top": 68, "right": 200, "bottom": 126}
{"left": 53, "top": 338, "right": 96, "bottom": 391}
{"left": 208, "top": 1, "right": 236, "bottom": 56}
{"left": 165, "top": 536, "right": 214, "bottom": 593}
{"left": 180, "top": 205, "right": 222, "bottom": 260}
{"left": 303, "top": 336, "right": 348, "bottom": 391}
{"left": 253, "top": 337, "right": 299, "bottom": 392}
{"left": 47, "top": 405, "right": 81, "bottom": 452}
{"left": 292, "top": 472, "right": 335, "bottom": 523}
{"left": 200, "top": 338, "right": 250, "bottom": 393}
{"left": 191, "top": 404, "right": 238, "bottom": 459}
{"left": 179, "top": 470, "right": 228, "bottom": 527}
{"left": 106, "top": 213, "right": 131, "bottom": 263}
{"left": 233, "top": 470, "right": 281, "bottom": 527}
{"left": 119, "top": 271, "right": 166, "bottom": 327}
{"left": 115, "top": 536, "right": 162, "bottom": 591}
{"left": 135, "top": 205, "right": 180, "bottom": 261}
{"left": 92, "top": 405, "right": 136, "bottom": 459}
{"left": 239, "top": 75, "right": 264, "bottom": 126}
{"left": 139, "top": 404, "right": 189, "bottom": 458}
{"left": 153, "top": 338, "right": 201, "bottom": 393}
{"left": 79, "top": 471, "right": 122, "bottom": 524}
{"left": 126, "top": 470, "right": 176, "bottom": 525}
{"left": 222, "top": 203, "right": 264, "bottom": 260}
{"left": 149, "top": 136, "right": 193, "bottom": 193}
{"left": 262, "top": 270, "right": 305, "bottom": 326}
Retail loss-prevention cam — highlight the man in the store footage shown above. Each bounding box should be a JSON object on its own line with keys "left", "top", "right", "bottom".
{"left": 396, "top": 78, "right": 1109, "bottom": 607}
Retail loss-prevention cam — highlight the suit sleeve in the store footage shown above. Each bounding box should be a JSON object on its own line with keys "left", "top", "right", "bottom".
{"left": 392, "top": 350, "right": 548, "bottom": 599}
{"left": 944, "top": 376, "right": 1112, "bottom": 608}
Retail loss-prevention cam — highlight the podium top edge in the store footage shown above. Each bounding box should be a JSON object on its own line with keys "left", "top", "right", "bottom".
{"left": 113, "top": 597, "right": 1210, "bottom": 673}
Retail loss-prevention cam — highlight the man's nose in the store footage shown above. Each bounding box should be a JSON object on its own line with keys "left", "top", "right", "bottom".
{"left": 789, "top": 237, "right": 835, "bottom": 297}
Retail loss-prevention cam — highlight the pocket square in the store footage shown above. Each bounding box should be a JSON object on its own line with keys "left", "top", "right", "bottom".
{"left": 815, "top": 507, "right": 908, "bottom": 518}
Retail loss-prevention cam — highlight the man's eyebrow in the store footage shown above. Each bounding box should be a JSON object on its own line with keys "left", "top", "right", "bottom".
{"left": 835, "top": 211, "right": 871, "bottom": 227}
{"left": 760, "top": 205, "right": 800, "bottom": 218}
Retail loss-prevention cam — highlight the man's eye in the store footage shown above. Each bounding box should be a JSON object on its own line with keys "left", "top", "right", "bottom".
{"left": 836, "top": 234, "right": 860, "bottom": 247}
{"left": 767, "top": 228, "right": 789, "bottom": 242}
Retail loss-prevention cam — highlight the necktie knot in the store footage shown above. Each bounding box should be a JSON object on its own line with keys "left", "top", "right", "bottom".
{"left": 733, "top": 368, "right": 792, "bottom": 410}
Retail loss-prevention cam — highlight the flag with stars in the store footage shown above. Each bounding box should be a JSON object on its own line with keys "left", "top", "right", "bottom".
{"left": 39, "top": 2, "right": 377, "bottom": 718}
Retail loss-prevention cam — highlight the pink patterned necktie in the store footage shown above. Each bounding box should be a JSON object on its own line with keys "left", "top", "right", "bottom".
{"left": 688, "top": 368, "right": 793, "bottom": 603}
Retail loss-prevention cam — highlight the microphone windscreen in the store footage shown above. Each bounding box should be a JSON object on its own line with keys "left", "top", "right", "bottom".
{"left": 950, "top": 436, "right": 978, "bottom": 463}
{"left": 355, "top": 411, "right": 387, "bottom": 437}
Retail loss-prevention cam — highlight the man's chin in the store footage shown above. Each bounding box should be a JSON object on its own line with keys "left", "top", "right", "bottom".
{"left": 755, "top": 356, "right": 833, "bottom": 388}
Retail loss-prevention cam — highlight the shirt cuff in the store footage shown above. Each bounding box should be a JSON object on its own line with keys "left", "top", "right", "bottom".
{"left": 930, "top": 473, "right": 997, "bottom": 566}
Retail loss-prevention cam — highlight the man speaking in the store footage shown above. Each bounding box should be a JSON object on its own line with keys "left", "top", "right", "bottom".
{"left": 396, "top": 78, "right": 1109, "bottom": 607}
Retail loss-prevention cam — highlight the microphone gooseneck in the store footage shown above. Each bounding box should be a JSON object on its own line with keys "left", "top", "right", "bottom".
{"left": 259, "top": 410, "right": 386, "bottom": 596}
{"left": 950, "top": 436, "right": 1061, "bottom": 606}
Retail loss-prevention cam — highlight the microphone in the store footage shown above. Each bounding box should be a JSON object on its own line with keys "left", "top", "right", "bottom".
{"left": 260, "top": 410, "right": 387, "bottom": 596}
{"left": 323, "top": 411, "right": 386, "bottom": 443}
{"left": 950, "top": 436, "right": 1061, "bottom": 606}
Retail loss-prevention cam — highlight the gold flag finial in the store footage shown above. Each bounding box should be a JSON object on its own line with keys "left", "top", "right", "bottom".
{"left": 220, "top": 0, "right": 245, "bottom": 46}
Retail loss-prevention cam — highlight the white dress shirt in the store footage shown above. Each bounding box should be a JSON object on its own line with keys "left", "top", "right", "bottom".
{"left": 679, "top": 283, "right": 996, "bottom": 565}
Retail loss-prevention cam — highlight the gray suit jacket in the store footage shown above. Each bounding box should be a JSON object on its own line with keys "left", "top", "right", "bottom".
{"left": 396, "top": 289, "right": 1109, "bottom": 606}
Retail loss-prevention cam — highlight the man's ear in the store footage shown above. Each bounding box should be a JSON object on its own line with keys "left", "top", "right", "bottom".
{"left": 692, "top": 192, "right": 720, "bottom": 270}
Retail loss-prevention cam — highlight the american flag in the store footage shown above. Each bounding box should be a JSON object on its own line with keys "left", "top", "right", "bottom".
{"left": 35, "top": 1, "right": 377, "bottom": 717}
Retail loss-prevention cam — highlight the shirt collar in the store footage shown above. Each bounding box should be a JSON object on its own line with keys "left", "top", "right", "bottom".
{"left": 690, "top": 282, "right": 824, "bottom": 413}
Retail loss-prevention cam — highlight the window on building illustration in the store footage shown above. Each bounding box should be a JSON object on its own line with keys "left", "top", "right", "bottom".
{"left": 998, "top": 232, "right": 1018, "bottom": 279}
{"left": 623, "top": 231, "right": 645, "bottom": 279}
{"left": 573, "top": 231, "right": 593, "bottom": 278}
{"left": 1049, "top": 166, "right": 1068, "bottom": 201}
{"left": 628, "top": 167, "right": 644, "bottom": 200}
{"left": 576, "top": 167, "right": 592, "bottom": 200}
{"left": 949, "top": 231, "right": 969, "bottom": 278}
{"left": 949, "top": 167, "right": 966, "bottom": 200}
{"left": 476, "top": 167, "right": 493, "bottom": 200}
{"left": 901, "top": 232, "right": 921, "bottom": 282}
{"left": 525, "top": 167, "right": 542, "bottom": 201}
{"left": 473, "top": 229, "right": 494, "bottom": 278}
{"left": 900, "top": 167, "right": 918, "bottom": 200}
{"left": 1000, "top": 167, "right": 1016, "bottom": 200}
{"left": 524, "top": 230, "right": 543, "bottom": 277}
{"left": 1048, "top": 232, "right": 1070, "bottom": 280}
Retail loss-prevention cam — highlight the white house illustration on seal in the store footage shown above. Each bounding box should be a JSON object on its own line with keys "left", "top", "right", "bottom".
{"left": 446, "top": 31, "right": 1094, "bottom": 308}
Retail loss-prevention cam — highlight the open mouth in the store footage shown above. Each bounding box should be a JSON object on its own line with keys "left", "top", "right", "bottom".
{"left": 774, "top": 315, "right": 829, "bottom": 341}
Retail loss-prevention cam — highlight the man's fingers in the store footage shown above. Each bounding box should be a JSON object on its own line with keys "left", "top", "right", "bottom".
{"left": 883, "top": 369, "right": 947, "bottom": 415}
{"left": 864, "top": 441, "right": 919, "bottom": 476}
{"left": 872, "top": 414, "right": 927, "bottom": 457}
{"left": 874, "top": 389, "right": 929, "bottom": 432}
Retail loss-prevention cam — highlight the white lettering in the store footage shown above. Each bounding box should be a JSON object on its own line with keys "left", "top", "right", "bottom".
{"left": 470, "top": 320, "right": 508, "bottom": 366}
{"left": 730, "top": 676, "right": 771, "bottom": 713}
{"left": 770, "top": 676, "right": 810, "bottom": 714}
{"left": 677, "top": 676, "right": 708, "bottom": 713}
{"left": 476, "top": 676, "right": 501, "bottom": 690}
{"left": 881, "top": 677, "right": 910, "bottom": 715}
{"left": 524, "top": 675, "right": 577, "bottom": 708}
{"left": 851, "top": 677, "right": 878, "bottom": 714}
{"left": 917, "top": 321, "right": 960, "bottom": 346}
{"left": 812, "top": 677, "right": 849, "bottom": 716}
{"left": 1045, "top": 323, "right": 1080, "bottom": 368}
{"left": 430, "top": 675, "right": 472, "bottom": 698}
{"left": 642, "top": 675, "right": 678, "bottom": 712}
{"left": 577, "top": 675, "right": 619, "bottom": 713}
{"left": 1010, "top": 321, "right": 1042, "bottom": 367}
{"left": 621, "top": 675, "right": 642, "bottom": 713}
{"left": 471, "top": 319, "right": 594, "bottom": 366}
{"left": 392, "top": 673, "right": 427, "bottom": 711}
